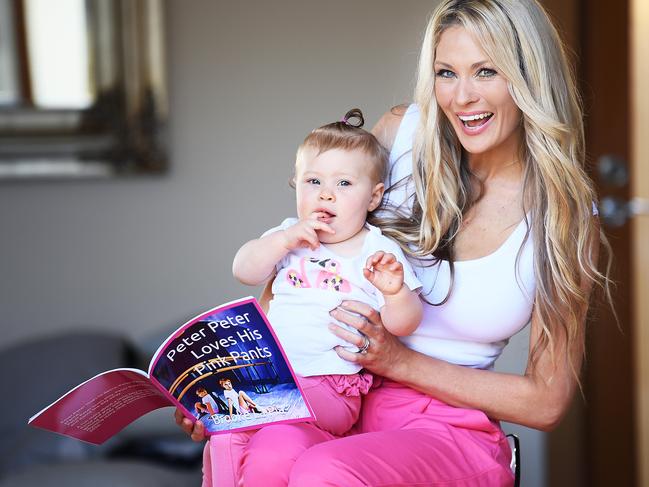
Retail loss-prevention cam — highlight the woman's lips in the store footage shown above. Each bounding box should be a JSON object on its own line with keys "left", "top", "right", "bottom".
{"left": 457, "top": 112, "right": 494, "bottom": 135}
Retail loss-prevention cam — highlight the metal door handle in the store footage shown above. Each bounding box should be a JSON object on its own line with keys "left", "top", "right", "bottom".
{"left": 599, "top": 196, "right": 649, "bottom": 227}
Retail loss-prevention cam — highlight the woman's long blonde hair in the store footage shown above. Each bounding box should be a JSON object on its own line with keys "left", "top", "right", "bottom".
{"left": 379, "top": 0, "right": 612, "bottom": 380}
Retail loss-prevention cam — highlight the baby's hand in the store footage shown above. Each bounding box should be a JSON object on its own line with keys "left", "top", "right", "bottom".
{"left": 282, "top": 216, "right": 334, "bottom": 251}
{"left": 363, "top": 251, "right": 404, "bottom": 296}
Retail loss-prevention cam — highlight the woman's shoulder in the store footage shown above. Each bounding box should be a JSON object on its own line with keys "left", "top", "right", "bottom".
{"left": 371, "top": 104, "right": 412, "bottom": 152}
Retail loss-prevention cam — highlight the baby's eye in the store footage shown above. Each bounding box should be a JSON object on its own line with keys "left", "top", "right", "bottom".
{"left": 307, "top": 178, "right": 320, "bottom": 185}
{"left": 338, "top": 180, "right": 351, "bottom": 187}
{"left": 435, "top": 69, "right": 455, "bottom": 79}
{"left": 477, "top": 68, "right": 497, "bottom": 78}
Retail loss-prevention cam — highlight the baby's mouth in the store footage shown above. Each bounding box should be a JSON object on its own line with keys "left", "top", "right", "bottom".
{"left": 315, "top": 210, "right": 336, "bottom": 222}
{"left": 458, "top": 112, "right": 493, "bottom": 128}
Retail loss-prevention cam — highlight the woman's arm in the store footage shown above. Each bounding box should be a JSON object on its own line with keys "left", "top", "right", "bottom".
{"left": 371, "top": 104, "right": 409, "bottom": 151}
{"left": 330, "top": 306, "right": 573, "bottom": 431}
{"left": 331, "top": 221, "right": 599, "bottom": 431}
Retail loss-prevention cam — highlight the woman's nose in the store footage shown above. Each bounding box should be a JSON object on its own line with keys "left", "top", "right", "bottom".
{"left": 455, "top": 77, "right": 479, "bottom": 105}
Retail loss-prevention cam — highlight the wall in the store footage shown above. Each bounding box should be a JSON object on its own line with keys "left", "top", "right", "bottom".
{"left": 0, "top": 1, "right": 544, "bottom": 484}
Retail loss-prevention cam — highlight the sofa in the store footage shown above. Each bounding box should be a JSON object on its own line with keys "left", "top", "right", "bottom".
{"left": 0, "top": 331, "right": 203, "bottom": 486}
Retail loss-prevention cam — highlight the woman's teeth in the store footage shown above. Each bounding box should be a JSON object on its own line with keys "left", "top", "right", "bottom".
{"left": 458, "top": 112, "right": 493, "bottom": 128}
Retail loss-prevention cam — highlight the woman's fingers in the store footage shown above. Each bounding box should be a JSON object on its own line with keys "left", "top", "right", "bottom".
{"left": 330, "top": 306, "right": 374, "bottom": 336}
{"left": 174, "top": 407, "right": 184, "bottom": 425}
{"left": 190, "top": 420, "right": 206, "bottom": 442}
{"left": 334, "top": 300, "right": 381, "bottom": 327}
{"left": 174, "top": 408, "right": 206, "bottom": 442}
{"left": 333, "top": 345, "right": 362, "bottom": 364}
{"left": 328, "top": 322, "right": 367, "bottom": 348}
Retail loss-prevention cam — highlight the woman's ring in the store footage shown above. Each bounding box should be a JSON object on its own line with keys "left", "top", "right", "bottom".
{"left": 358, "top": 335, "right": 370, "bottom": 354}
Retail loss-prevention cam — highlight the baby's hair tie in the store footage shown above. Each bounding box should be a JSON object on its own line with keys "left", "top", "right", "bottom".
{"left": 339, "top": 108, "right": 365, "bottom": 128}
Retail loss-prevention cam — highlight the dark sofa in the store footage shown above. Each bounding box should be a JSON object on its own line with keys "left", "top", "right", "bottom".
{"left": 0, "top": 331, "right": 203, "bottom": 486}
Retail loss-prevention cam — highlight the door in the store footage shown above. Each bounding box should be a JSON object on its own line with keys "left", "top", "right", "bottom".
{"left": 542, "top": 0, "right": 637, "bottom": 485}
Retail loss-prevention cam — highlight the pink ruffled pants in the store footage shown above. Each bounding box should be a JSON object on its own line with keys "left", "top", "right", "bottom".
{"left": 203, "top": 377, "right": 514, "bottom": 486}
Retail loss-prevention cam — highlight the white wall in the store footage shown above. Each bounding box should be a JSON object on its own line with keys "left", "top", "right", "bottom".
{"left": 0, "top": 1, "right": 544, "bottom": 484}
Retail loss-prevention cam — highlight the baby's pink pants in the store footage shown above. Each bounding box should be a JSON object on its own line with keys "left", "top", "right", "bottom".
{"left": 203, "top": 373, "right": 372, "bottom": 486}
{"left": 203, "top": 377, "right": 514, "bottom": 486}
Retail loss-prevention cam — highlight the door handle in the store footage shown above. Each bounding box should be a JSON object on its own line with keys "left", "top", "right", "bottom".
{"left": 600, "top": 196, "right": 649, "bottom": 227}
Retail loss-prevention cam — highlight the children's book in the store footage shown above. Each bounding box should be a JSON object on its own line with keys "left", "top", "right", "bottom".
{"left": 28, "top": 297, "right": 314, "bottom": 445}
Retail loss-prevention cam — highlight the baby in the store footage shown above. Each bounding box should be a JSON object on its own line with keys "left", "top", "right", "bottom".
{"left": 232, "top": 108, "right": 423, "bottom": 435}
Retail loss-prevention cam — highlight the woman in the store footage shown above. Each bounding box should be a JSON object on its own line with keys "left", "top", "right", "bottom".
{"left": 177, "top": 0, "right": 610, "bottom": 484}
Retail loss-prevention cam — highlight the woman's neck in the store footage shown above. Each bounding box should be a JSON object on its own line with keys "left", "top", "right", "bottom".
{"left": 467, "top": 132, "right": 522, "bottom": 182}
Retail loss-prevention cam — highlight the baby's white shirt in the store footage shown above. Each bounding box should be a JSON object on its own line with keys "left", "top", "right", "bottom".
{"left": 263, "top": 218, "right": 421, "bottom": 376}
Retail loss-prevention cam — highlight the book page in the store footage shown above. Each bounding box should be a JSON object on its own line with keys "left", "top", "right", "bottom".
{"left": 29, "top": 368, "right": 172, "bottom": 444}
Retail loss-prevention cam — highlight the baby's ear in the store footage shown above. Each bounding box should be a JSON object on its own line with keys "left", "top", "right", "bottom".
{"left": 368, "top": 182, "right": 385, "bottom": 211}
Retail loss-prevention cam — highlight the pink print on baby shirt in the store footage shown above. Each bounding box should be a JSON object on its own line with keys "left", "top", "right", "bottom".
{"left": 286, "top": 257, "right": 352, "bottom": 293}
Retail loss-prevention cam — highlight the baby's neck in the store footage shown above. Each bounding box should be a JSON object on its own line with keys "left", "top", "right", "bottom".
{"left": 322, "top": 226, "right": 369, "bottom": 258}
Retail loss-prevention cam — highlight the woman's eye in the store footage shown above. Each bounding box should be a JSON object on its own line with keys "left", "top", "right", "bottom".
{"left": 435, "top": 69, "right": 455, "bottom": 79}
{"left": 338, "top": 180, "right": 351, "bottom": 187}
{"left": 307, "top": 178, "right": 320, "bottom": 185}
{"left": 477, "top": 68, "right": 497, "bottom": 78}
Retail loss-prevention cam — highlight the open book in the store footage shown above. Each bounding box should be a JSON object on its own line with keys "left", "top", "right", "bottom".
{"left": 29, "top": 297, "right": 314, "bottom": 444}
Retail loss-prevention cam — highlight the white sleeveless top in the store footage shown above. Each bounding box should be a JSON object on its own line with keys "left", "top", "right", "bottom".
{"left": 387, "top": 104, "right": 536, "bottom": 369}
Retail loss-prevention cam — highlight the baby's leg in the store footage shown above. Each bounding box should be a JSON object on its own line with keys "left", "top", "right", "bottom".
{"left": 203, "top": 430, "right": 255, "bottom": 487}
{"left": 202, "top": 374, "right": 370, "bottom": 486}
{"left": 299, "top": 375, "right": 363, "bottom": 436}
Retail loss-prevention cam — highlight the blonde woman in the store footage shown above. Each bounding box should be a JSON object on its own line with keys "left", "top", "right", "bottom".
{"left": 177, "top": 1, "right": 609, "bottom": 485}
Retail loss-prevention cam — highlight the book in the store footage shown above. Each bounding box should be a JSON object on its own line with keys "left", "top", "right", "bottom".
{"left": 28, "top": 297, "right": 314, "bottom": 445}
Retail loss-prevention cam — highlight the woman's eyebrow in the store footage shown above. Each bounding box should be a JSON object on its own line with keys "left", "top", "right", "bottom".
{"left": 434, "top": 60, "right": 490, "bottom": 69}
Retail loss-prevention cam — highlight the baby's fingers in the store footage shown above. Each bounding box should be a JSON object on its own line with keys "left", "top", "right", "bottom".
{"left": 378, "top": 252, "right": 397, "bottom": 266}
{"left": 366, "top": 251, "right": 385, "bottom": 269}
{"left": 311, "top": 220, "right": 336, "bottom": 234}
{"left": 300, "top": 229, "right": 321, "bottom": 250}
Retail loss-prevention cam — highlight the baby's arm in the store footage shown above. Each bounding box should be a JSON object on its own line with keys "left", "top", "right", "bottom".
{"left": 363, "top": 251, "right": 422, "bottom": 336}
{"left": 233, "top": 216, "right": 334, "bottom": 285}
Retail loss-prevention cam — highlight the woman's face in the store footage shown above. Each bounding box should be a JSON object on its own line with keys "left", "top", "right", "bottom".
{"left": 434, "top": 25, "right": 522, "bottom": 161}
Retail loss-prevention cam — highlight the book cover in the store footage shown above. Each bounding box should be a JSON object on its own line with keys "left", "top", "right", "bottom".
{"left": 28, "top": 297, "right": 314, "bottom": 444}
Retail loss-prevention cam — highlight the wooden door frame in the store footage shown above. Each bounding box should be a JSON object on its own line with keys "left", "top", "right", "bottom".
{"left": 631, "top": 0, "right": 649, "bottom": 485}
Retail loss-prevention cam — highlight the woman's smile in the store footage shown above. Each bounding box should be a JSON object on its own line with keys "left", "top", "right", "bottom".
{"left": 457, "top": 111, "right": 495, "bottom": 134}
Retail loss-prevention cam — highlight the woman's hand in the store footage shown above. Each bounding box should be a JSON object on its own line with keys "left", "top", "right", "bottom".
{"left": 174, "top": 408, "right": 206, "bottom": 442}
{"left": 329, "top": 300, "right": 410, "bottom": 378}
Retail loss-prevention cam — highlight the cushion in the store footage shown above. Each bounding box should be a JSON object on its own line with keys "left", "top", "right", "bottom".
{"left": 0, "top": 331, "right": 134, "bottom": 475}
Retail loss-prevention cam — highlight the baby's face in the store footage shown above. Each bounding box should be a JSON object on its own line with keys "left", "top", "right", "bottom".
{"left": 295, "top": 148, "right": 384, "bottom": 244}
{"left": 221, "top": 381, "right": 233, "bottom": 390}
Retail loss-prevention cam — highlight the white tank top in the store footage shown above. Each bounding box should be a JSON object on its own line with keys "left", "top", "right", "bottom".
{"left": 387, "top": 104, "right": 536, "bottom": 369}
